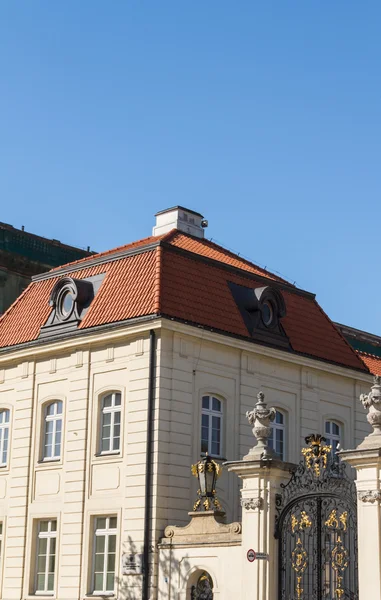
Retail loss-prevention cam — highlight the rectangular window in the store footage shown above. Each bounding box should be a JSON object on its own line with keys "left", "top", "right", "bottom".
{"left": 201, "top": 396, "right": 222, "bottom": 457}
{"left": 92, "top": 516, "right": 117, "bottom": 594}
{"left": 0, "top": 410, "right": 10, "bottom": 466}
{"left": 100, "top": 393, "right": 121, "bottom": 454}
{"left": 35, "top": 520, "right": 57, "bottom": 594}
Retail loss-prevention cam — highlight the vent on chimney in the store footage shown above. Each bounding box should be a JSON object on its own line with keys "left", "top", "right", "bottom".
{"left": 153, "top": 206, "right": 207, "bottom": 239}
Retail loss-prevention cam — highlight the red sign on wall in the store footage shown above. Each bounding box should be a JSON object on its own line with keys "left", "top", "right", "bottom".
{"left": 247, "top": 549, "right": 256, "bottom": 562}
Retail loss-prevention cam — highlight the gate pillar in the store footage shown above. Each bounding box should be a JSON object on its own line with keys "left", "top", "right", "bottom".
{"left": 341, "top": 375, "right": 381, "bottom": 600}
{"left": 341, "top": 447, "right": 381, "bottom": 600}
{"left": 226, "top": 458, "right": 293, "bottom": 600}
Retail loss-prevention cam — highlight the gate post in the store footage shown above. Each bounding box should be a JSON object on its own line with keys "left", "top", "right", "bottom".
{"left": 341, "top": 375, "right": 381, "bottom": 600}
{"left": 225, "top": 391, "right": 294, "bottom": 600}
{"left": 226, "top": 457, "right": 293, "bottom": 600}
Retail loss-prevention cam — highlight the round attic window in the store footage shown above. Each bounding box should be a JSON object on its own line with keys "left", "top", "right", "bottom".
{"left": 262, "top": 300, "right": 274, "bottom": 327}
{"left": 59, "top": 289, "right": 75, "bottom": 319}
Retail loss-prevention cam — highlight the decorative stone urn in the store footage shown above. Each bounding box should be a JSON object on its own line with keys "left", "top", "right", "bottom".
{"left": 359, "top": 375, "right": 381, "bottom": 447}
{"left": 245, "top": 391, "right": 276, "bottom": 459}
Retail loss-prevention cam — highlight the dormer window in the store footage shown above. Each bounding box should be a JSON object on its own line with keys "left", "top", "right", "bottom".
{"left": 229, "top": 282, "right": 289, "bottom": 348}
{"left": 262, "top": 300, "right": 274, "bottom": 327}
{"left": 39, "top": 274, "right": 105, "bottom": 340}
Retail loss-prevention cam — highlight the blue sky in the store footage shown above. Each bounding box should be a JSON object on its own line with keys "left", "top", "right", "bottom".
{"left": 1, "top": 2, "right": 380, "bottom": 334}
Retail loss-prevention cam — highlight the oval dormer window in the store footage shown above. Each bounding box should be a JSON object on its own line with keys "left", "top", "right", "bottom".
{"left": 262, "top": 300, "right": 274, "bottom": 327}
{"left": 59, "top": 289, "right": 75, "bottom": 319}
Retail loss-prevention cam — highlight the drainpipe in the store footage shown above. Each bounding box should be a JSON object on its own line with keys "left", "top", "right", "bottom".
{"left": 142, "top": 329, "right": 156, "bottom": 600}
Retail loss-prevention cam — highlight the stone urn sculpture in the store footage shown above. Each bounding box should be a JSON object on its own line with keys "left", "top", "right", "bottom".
{"left": 359, "top": 375, "right": 381, "bottom": 447}
{"left": 245, "top": 391, "right": 276, "bottom": 460}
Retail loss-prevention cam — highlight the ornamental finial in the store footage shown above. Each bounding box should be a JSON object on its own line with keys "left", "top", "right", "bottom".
{"left": 359, "top": 375, "right": 381, "bottom": 438}
{"left": 245, "top": 391, "right": 276, "bottom": 460}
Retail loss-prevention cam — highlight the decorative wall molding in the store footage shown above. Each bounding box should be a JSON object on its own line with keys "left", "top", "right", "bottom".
{"left": 241, "top": 497, "right": 263, "bottom": 511}
{"left": 0, "top": 369, "right": 4, "bottom": 384}
{"left": 49, "top": 358, "right": 57, "bottom": 374}
{"left": 106, "top": 346, "right": 114, "bottom": 362}
{"left": 358, "top": 490, "right": 381, "bottom": 503}
{"left": 75, "top": 350, "right": 83, "bottom": 368}
{"left": 21, "top": 361, "right": 29, "bottom": 378}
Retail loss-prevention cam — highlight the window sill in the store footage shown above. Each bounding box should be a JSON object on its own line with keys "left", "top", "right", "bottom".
{"left": 95, "top": 451, "right": 120, "bottom": 457}
{"left": 84, "top": 594, "right": 115, "bottom": 599}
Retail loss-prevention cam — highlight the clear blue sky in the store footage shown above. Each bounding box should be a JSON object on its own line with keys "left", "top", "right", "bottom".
{"left": 1, "top": 2, "right": 380, "bottom": 334}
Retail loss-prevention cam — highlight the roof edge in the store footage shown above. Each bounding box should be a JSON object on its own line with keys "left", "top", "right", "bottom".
{"left": 32, "top": 240, "right": 162, "bottom": 281}
{"left": 162, "top": 241, "right": 317, "bottom": 300}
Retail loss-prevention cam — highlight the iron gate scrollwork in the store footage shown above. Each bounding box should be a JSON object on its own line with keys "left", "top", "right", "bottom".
{"left": 275, "top": 434, "right": 358, "bottom": 600}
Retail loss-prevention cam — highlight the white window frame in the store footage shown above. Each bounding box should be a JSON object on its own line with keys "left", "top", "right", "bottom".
{"left": 43, "top": 401, "right": 63, "bottom": 461}
{"left": 201, "top": 395, "right": 223, "bottom": 458}
{"left": 325, "top": 420, "right": 341, "bottom": 458}
{"left": 0, "top": 410, "right": 10, "bottom": 467}
{"left": 91, "top": 516, "right": 117, "bottom": 595}
{"left": 268, "top": 409, "right": 286, "bottom": 460}
{"left": 34, "top": 519, "right": 57, "bottom": 595}
{"left": 99, "top": 393, "right": 121, "bottom": 455}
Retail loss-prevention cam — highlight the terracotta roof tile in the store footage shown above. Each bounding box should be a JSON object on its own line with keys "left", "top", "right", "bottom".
{"left": 0, "top": 229, "right": 368, "bottom": 372}
{"left": 357, "top": 352, "right": 381, "bottom": 376}
{"left": 165, "top": 231, "right": 287, "bottom": 282}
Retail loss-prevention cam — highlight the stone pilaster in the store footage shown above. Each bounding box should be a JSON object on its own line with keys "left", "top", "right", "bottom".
{"left": 226, "top": 458, "right": 292, "bottom": 600}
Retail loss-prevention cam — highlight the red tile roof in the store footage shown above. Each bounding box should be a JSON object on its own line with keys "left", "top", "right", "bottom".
{"left": 0, "top": 231, "right": 368, "bottom": 372}
{"left": 357, "top": 352, "right": 381, "bottom": 376}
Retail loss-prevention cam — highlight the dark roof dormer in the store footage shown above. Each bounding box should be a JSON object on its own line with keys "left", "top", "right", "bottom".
{"left": 229, "top": 282, "right": 290, "bottom": 349}
{"left": 39, "top": 274, "right": 104, "bottom": 339}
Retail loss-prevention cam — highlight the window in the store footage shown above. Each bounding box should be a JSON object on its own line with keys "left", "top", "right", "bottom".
{"left": 201, "top": 395, "right": 222, "bottom": 457}
{"left": 35, "top": 520, "right": 57, "bottom": 594}
{"left": 0, "top": 410, "right": 10, "bottom": 466}
{"left": 325, "top": 420, "right": 341, "bottom": 458}
{"left": 92, "top": 516, "right": 117, "bottom": 594}
{"left": 43, "top": 401, "right": 63, "bottom": 460}
{"left": 268, "top": 410, "right": 286, "bottom": 460}
{"left": 100, "top": 393, "right": 121, "bottom": 454}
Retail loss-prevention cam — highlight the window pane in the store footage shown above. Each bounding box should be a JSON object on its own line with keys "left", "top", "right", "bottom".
{"left": 94, "top": 573, "right": 104, "bottom": 591}
{"left": 56, "top": 401, "right": 63, "bottom": 415}
{"left": 109, "top": 517, "right": 117, "bottom": 529}
{"left": 103, "top": 395, "right": 112, "bottom": 409}
{"left": 113, "top": 436, "right": 120, "bottom": 451}
{"left": 107, "top": 552, "right": 116, "bottom": 572}
{"left": 275, "top": 411, "right": 284, "bottom": 424}
{"left": 333, "top": 423, "right": 340, "bottom": 436}
{"left": 114, "top": 410, "right": 121, "bottom": 425}
{"left": 114, "top": 394, "right": 121, "bottom": 407}
{"left": 201, "top": 414, "right": 209, "bottom": 427}
{"left": 201, "top": 439, "right": 208, "bottom": 453}
{"left": 40, "top": 521, "right": 49, "bottom": 533}
{"left": 37, "top": 555, "right": 46, "bottom": 572}
{"left": 106, "top": 572, "right": 115, "bottom": 592}
{"left": 47, "top": 403, "right": 55, "bottom": 416}
{"left": 202, "top": 396, "right": 209, "bottom": 410}
{"left": 3, "top": 410, "right": 9, "bottom": 423}
{"left": 211, "top": 440, "right": 220, "bottom": 455}
{"left": 212, "top": 398, "right": 221, "bottom": 412}
{"left": 47, "top": 573, "right": 54, "bottom": 591}
{"left": 36, "top": 574, "right": 45, "bottom": 591}
{"left": 95, "top": 536, "right": 106, "bottom": 553}
{"left": 101, "top": 437, "right": 110, "bottom": 453}
{"left": 325, "top": 421, "right": 331, "bottom": 434}
{"left": 96, "top": 517, "right": 106, "bottom": 530}
{"left": 94, "top": 553, "right": 104, "bottom": 572}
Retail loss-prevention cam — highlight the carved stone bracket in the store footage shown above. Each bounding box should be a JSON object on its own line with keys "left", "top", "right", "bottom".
{"left": 241, "top": 497, "right": 263, "bottom": 511}
{"left": 358, "top": 490, "right": 381, "bottom": 503}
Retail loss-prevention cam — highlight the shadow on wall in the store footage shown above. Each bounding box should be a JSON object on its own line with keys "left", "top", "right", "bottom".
{"left": 116, "top": 535, "right": 192, "bottom": 600}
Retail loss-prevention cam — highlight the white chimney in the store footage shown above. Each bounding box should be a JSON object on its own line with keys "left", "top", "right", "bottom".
{"left": 153, "top": 206, "right": 207, "bottom": 239}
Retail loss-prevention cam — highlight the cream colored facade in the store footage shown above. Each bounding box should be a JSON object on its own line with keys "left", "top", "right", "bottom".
{"left": 0, "top": 317, "right": 373, "bottom": 600}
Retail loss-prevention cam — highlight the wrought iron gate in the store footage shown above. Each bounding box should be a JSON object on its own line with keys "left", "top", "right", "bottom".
{"left": 275, "top": 435, "right": 358, "bottom": 600}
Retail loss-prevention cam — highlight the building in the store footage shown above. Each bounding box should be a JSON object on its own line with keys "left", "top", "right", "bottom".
{"left": 0, "top": 221, "right": 92, "bottom": 315}
{"left": 336, "top": 321, "right": 381, "bottom": 376}
{"left": 0, "top": 206, "right": 374, "bottom": 600}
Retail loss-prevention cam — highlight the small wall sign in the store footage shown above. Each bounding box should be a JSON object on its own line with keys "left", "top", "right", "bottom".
{"left": 247, "top": 549, "right": 256, "bottom": 562}
{"left": 122, "top": 552, "right": 143, "bottom": 575}
{"left": 255, "top": 552, "right": 269, "bottom": 560}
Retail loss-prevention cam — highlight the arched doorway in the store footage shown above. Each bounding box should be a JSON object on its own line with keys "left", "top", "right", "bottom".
{"left": 190, "top": 571, "right": 214, "bottom": 600}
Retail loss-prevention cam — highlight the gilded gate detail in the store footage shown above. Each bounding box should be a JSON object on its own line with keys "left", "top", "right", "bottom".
{"left": 275, "top": 435, "right": 358, "bottom": 600}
